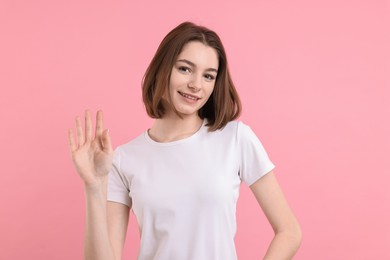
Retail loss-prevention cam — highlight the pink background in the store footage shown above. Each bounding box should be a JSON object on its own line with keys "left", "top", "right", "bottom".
{"left": 1, "top": 0, "right": 389, "bottom": 259}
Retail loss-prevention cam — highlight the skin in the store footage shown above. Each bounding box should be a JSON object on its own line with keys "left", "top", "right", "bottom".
{"left": 68, "top": 41, "right": 301, "bottom": 260}
{"left": 148, "top": 41, "right": 218, "bottom": 143}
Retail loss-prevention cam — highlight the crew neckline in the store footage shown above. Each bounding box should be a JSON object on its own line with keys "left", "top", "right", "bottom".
{"left": 144, "top": 119, "right": 207, "bottom": 146}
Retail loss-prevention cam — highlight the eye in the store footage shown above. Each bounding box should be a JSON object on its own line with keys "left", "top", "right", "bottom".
{"left": 204, "top": 74, "right": 216, "bottom": 81}
{"left": 178, "top": 66, "right": 191, "bottom": 73}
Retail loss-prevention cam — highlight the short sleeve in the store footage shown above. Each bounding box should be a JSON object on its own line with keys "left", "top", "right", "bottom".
{"left": 237, "top": 122, "right": 276, "bottom": 186}
{"left": 107, "top": 148, "right": 132, "bottom": 207}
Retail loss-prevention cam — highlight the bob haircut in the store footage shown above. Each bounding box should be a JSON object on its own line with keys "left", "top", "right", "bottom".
{"left": 142, "top": 21, "right": 241, "bottom": 131}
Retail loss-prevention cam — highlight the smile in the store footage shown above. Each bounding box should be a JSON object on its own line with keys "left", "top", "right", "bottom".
{"left": 178, "top": 91, "right": 200, "bottom": 101}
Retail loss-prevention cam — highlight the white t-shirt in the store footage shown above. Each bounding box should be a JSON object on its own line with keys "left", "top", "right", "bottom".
{"left": 107, "top": 120, "right": 275, "bottom": 260}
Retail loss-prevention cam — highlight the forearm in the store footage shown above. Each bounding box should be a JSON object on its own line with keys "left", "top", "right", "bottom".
{"left": 263, "top": 231, "right": 302, "bottom": 260}
{"left": 83, "top": 177, "right": 115, "bottom": 260}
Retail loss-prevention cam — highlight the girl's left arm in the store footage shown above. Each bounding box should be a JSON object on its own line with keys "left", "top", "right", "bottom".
{"left": 249, "top": 171, "right": 302, "bottom": 260}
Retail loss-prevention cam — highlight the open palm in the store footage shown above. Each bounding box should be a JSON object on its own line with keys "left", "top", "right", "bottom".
{"left": 68, "top": 110, "right": 113, "bottom": 186}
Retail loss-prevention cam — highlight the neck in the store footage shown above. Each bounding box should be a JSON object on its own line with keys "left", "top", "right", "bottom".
{"left": 148, "top": 114, "right": 204, "bottom": 143}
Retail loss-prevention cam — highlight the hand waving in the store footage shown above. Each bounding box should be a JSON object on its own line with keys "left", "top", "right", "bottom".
{"left": 68, "top": 110, "right": 113, "bottom": 187}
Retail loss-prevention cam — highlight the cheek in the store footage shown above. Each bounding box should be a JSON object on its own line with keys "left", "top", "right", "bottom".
{"left": 169, "top": 70, "right": 184, "bottom": 88}
{"left": 207, "top": 84, "right": 215, "bottom": 96}
{"left": 168, "top": 77, "right": 178, "bottom": 95}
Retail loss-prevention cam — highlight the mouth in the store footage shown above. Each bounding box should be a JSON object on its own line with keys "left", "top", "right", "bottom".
{"left": 178, "top": 91, "right": 201, "bottom": 101}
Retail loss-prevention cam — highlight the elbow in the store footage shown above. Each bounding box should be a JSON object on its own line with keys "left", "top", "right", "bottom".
{"left": 292, "top": 225, "right": 303, "bottom": 251}
{"left": 290, "top": 221, "right": 302, "bottom": 241}
{"left": 286, "top": 224, "right": 303, "bottom": 253}
{"left": 275, "top": 222, "right": 303, "bottom": 253}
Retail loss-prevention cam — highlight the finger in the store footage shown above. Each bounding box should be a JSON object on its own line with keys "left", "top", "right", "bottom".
{"left": 85, "top": 109, "right": 93, "bottom": 142}
{"left": 75, "top": 116, "right": 85, "bottom": 145}
{"left": 101, "top": 129, "right": 113, "bottom": 153}
{"left": 68, "top": 128, "right": 77, "bottom": 152}
{"left": 95, "top": 110, "right": 103, "bottom": 139}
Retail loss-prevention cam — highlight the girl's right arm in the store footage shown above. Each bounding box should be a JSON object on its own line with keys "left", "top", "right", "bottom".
{"left": 68, "top": 110, "right": 130, "bottom": 260}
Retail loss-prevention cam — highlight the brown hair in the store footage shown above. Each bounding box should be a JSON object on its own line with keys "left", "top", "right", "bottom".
{"left": 142, "top": 21, "right": 241, "bottom": 131}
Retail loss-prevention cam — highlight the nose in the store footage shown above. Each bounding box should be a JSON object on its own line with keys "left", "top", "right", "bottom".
{"left": 188, "top": 75, "right": 202, "bottom": 92}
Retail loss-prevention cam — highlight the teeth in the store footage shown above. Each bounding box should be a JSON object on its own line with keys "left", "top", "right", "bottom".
{"left": 180, "top": 92, "right": 198, "bottom": 100}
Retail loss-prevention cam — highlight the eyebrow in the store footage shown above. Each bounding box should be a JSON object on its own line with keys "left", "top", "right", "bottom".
{"left": 177, "top": 59, "right": 218, "bottom": 73}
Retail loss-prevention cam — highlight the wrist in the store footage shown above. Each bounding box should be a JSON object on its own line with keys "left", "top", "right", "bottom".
{"left": 83, "top": 176, "right": 108, "bottom": 191}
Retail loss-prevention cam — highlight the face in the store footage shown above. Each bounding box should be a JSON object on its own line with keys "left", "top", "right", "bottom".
{"left": 166, "top": 41, "right": 219, "bottom": 118}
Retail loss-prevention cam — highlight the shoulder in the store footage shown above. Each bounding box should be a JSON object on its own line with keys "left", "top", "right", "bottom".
{"left": 211, "top": 120, "right": 247, "bottom": 133}
{"left": 205, "top": 120, "right": 256, "bottom": 143}
{"left": 230, "top": 121, "right": 266, "bottom": 146}
{"left": 219, "top": 120, "right": 252, "bottom": 137}
{"left": 204, "top": 120, "right": 239, "bottom": 140}
{"left": 208, "top": 120, "right": 254, "bottom": 136}
{"left": 115, "top": 131, "right": 148, "bottom": 155}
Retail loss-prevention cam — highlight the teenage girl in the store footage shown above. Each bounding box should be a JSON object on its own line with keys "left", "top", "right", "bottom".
{"left": 68, "top": 21, "right": 302, "bottom": 260}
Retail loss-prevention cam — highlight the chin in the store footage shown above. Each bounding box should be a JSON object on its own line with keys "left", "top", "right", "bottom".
{"left": 177, "top": 110, "right": 199, "bottom": 117}
{"left": 175, "top": 106, "right": 201, "bottom": 117}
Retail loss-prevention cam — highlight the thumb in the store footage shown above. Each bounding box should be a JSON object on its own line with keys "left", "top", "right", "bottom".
{"left": 101, "top": 129, "right": 113, "bottom": 153}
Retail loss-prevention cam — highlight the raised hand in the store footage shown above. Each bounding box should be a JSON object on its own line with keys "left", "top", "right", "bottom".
{"left": 68, "top": 110, "right": 113, "bottom": 187}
